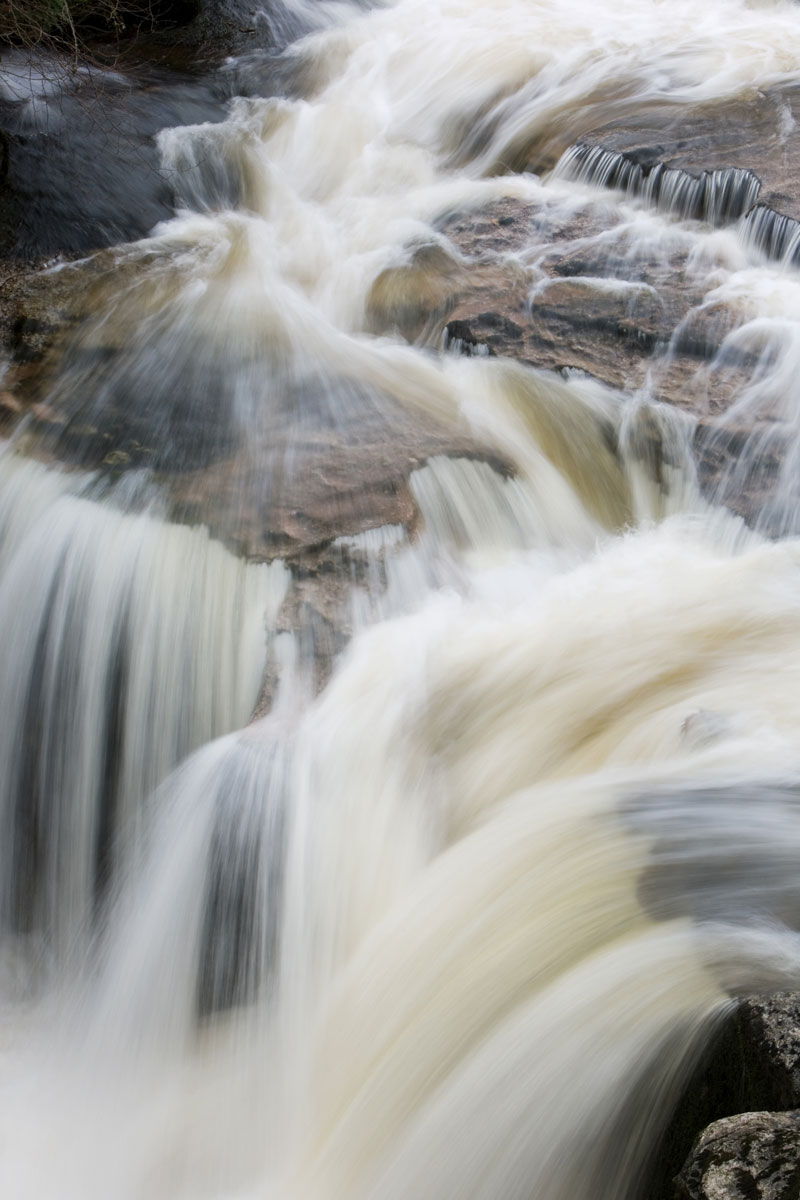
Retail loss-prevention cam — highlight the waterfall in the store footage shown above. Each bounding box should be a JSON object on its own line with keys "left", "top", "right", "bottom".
{"left": 5, "top": 0, "right": 800, "bottom": 1197}
{"left": 555, "top": 145, "right": 762, "bottom": 228}
{"left": 0, "top": 455, "right": 288, "bottom": 966}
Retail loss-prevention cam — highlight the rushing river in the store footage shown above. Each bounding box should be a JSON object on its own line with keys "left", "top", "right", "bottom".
{"left": 4, "top": 0, "right": 800, "bottom": 1196}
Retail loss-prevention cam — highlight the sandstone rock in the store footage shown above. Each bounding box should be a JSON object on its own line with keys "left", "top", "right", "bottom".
{"left": 0, "top": 247, "right": 153, "bottom": 429}
{"left": 432, "top": 191, "right": 800, "bottom": 533}
{"left": 675, "top": 1110, "right": 800, "bottom": 1200}
{"left": 160, "top": 394, "right": 500, "bottom": 561}
{"left": 367, "top": 242, "right": 469, "bottom": 342}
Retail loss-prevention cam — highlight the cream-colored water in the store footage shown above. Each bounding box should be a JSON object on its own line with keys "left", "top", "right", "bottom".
{"left": 4, "top": 0, "right": 800, "bottom": 1196}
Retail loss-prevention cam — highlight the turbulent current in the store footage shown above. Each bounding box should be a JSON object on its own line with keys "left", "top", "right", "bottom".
{"left": 5, "top": 0, "right": 800, "bottom": 1196}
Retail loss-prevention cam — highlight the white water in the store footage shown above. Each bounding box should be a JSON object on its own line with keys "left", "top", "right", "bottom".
{"left": 0, "top": 455, "right": 289, "bottom": 965}
{"left": 5, "top": 0, "right": 800, "bottom": 1196}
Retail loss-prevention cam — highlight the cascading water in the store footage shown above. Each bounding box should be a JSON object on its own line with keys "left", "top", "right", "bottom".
{"left": 0, "top": 454, "right": 289, "bottom": 966}
{"left": 6, "top": 0, "right": 800, "bottom": 1197}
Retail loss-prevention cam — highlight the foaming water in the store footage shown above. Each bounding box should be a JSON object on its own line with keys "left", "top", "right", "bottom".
{"left": 7, "top": 521, "right": 800, "bottom": 1199}
{"left": 7, "top": 0, "right": 800, "bottom": 1197}
{"left": 0, "top": 455, "right": 288, "bottom": 965}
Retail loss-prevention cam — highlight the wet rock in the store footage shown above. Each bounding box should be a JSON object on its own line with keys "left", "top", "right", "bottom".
{"left": 562, "top": 88, "right": 800, "bottom": 261}
{"left": 430, "top": 87, "right": 800, "bottom": 459}
{"left": 0, "top": 389, "right": 22, "bottom": 424}
{"left": 252, "top": 565, "right": 356, "bottom": 715}
{"left": 558, "top": 142, "right": 760, "bottom": 228}
{"left": 693, "top": 419, "right": 790, "bottom": 531}
{"left": 0, "top": 255, "right": 106, "bottom": 444}
{"left": 0, "top": 50, "right": 227, "bottom": 257}
{"left": 732, "top": 995, "right": 800, "bottom": 1110}
{"left": 435, "top": 193, "right": 800, "bottom": 531}
{"left": 645, "top": 993, "right": 800, "bottom": 1200}
{"left": 125, "top": 0, "right": 325, "bottom": 62}
{"left": 439, "top": 197, "right": 745, "bottom": 412}
{"left": 161, "top": 384, "right": 506, "bottom": 560}
{"left": 438, "top": 197, "right": 548, "bottom": 256}
{"left": 1, "top": 250, "right": 512, "bottom": 562}
{"left": 96, "top": 0, "right": 332, "bottom": 74}
{"left": 675, "top": 1111, "right": 800, "bottom": 1200}
{"left": 0, "top": 248, "right": 148, "bottom": 432}
{"left": 573, "top": 89, "right": 800, "bottom": 222}
{"left": 142, "top": 0, "right": 272, "bottom": 59}
{"left": 443, "top": 317, "right": 495, "bottom": 357}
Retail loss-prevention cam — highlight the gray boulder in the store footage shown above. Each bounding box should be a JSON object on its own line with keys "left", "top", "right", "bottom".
{"left": 676, "top": 1111, "right": 800, "bottom": 1200}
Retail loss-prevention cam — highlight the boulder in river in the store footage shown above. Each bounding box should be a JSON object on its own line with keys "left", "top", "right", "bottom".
{"left": 644, "top": 992, "right": 800, "bottom": 1198}
{"left": 675, "top": 1111, "right": 800, "bottom": 1200}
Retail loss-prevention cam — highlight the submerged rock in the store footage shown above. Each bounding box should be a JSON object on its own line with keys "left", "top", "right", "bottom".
{"left": 0, "top": 249, "right": 513, "bottom": 563}
{"left": 429, "top": 185, "right": 800, "bottom": 532}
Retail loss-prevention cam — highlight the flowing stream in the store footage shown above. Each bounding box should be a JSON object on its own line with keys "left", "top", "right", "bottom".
{"left": 5, "top": 0, "right": 800, "bottom": 1196}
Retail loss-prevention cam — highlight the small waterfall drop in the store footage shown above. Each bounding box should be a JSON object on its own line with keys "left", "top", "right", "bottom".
{"left": 0, "top": 455, "right": 288, "bottom": 964}
{"left": 556, "top": 144, "right": 762, "bottom": 228}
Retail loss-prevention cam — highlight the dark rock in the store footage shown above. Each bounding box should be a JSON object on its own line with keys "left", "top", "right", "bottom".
{"left": 646, "top": 993, "right": 800, "bottom": 1200}
{"left": 675, "top": 1110, "right": 800, "bottom": 1200}
{"left": 0, "top": 50, "right": 228, "bottom": 257}
{"left": 144, "top": 0, "right": 273, "bottom": 59}
{"left": 117, "top": 0, "right": 342, "bottom": 65}
{"left": 733, "top": 995, "right": 800, "bottom": 1111}
{"left": 0, "top": 127, "right": 23, "bottom": 255}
